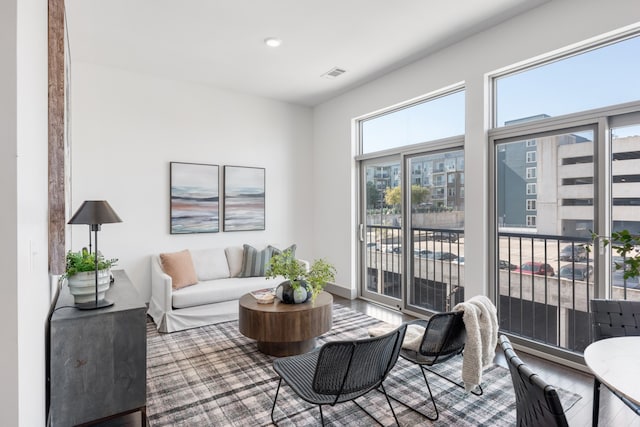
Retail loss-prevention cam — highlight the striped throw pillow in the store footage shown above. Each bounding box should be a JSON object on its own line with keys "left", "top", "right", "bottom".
{"left": 238, "top": 245, "right": 274, "bottom": 277}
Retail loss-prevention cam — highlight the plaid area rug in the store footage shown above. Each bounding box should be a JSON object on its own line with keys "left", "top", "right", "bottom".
{"left": 146, "top": 304, "right": 581, "bottom": 426}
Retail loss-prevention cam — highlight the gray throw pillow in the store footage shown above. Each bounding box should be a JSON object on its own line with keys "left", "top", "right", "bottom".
{"left": 238, "top": 245, "right": 274, "bottom": 277}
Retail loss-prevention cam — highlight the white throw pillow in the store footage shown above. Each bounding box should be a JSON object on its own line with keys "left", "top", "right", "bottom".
{"left": 225, "top": 246, "right": 244, "bottom": 277}
{"left": 190, "top": 248, "right": 230, "bottom": 281}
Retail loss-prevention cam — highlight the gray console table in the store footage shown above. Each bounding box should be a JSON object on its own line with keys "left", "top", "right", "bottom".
{"left": 49, "top": 270, "right": 147, "bottom": 426}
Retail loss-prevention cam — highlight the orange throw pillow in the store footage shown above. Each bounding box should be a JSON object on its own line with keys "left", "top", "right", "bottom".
{"left": 160, "top": 249, "right": 198, "bottom": 290}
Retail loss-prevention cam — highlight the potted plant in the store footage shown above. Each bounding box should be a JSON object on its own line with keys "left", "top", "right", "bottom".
{"left": 65, "top": 248, "right": 118, "bottom": 304}
{"left": 266, "top": 249, "right": 336, "bottom": 304}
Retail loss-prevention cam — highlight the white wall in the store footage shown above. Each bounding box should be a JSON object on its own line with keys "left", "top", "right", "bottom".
{"left": 71, "top": 63, "right": 314, "bottom": 300}
{"left": 312, "top": 0, "right": 640, "bottom": 298}
{"left": 0, "top": 0, "right": 49, "bottom": 425}
{"left": 0, "top": 1, "right": 19, "bottom": 425}
{"left": 16, "top": 0, "right": 49, "bottom": 425}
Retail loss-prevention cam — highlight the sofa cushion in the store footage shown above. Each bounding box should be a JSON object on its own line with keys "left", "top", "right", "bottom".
{"left": 225, "top": 246, "right": 244, "bottom": 277}
{"left": 238, "top": 244, "right": 274, "bottom": 277}
{"left": 160, "top": 249, "right": 198, "bottom": 290}
{"left": 172, "top": 276, "right": 282, "bottom": 309}
{"left": 191, "top": 248, "right": 230, "bottom": 281}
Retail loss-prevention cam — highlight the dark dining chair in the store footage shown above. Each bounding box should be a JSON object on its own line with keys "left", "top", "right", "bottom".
{"left": 270, "top": 323, "right": 407, "bottom": 426}
{"left": 590, "top": 299, "right": 640, "bottom": 426}
{"left": 499, "top": 334, "right": 569, "bottom": 427}
{"left": 392, "top": 311, "right": 482, "bottom": 421}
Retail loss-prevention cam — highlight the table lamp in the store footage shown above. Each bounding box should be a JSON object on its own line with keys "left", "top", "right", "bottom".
{"left": 68, "top": 200, "right": 122, "bottom": 309}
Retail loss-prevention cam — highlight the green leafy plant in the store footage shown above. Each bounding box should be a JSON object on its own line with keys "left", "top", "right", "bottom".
{"left": 590, "top": 229, "right": 640, "bottom": 280}
{"left": 266, "top": 249, "right": 336, "bottom": 302}
{"left": 65, "top": 247, "right": 118, "bottom": 276}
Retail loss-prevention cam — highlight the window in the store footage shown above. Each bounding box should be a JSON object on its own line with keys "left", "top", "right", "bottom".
{"left": 526, "top": 151, "right": 537, "bottom": 163}
{"left": 526, "top": 139, "right": 537, "bottom": 147}
{"left": 526, "top": 215, "right": 537, "bottom": 226}
{"left": 526, "top": 183, "right": 537, "bottom": 195}
{"left": 526, "top": 167, "right": 537, "bottom": 179}
{"left": 495, "top": 35, "right": 640, "bottom": 127}
{"left": 361, "top": 90, "right": 465, "bottom": 154}
{"left": 448, "top": 188, "right": 456, "bottom": 197}
{"left": 526, "top": 199, "right": 537, "bottom": 211}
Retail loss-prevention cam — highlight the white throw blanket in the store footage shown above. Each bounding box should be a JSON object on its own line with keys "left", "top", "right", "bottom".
{"left": 453, "top": 295, "right": 499, "bottom": 391}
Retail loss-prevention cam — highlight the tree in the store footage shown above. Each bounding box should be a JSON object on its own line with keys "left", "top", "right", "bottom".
{"left": 384, "top": 186, "right": 401, "bottom": 206}
{"left": 410, "top": 185, "right": 429, "bottom": 207}
{"left": 366, "top": 181, "right": 381, "bottom": 208}
{"left": 384, "top": 185, "right": 430, "bottom": 207}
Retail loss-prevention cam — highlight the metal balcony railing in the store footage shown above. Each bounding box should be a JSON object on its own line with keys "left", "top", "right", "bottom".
{"left": 365, "top": 226, "right": 640, "bottom": 355}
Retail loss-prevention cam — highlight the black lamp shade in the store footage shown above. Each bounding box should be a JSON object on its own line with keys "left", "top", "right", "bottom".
{"left": 68, "top": 200, "right": 122, "bottom": 225}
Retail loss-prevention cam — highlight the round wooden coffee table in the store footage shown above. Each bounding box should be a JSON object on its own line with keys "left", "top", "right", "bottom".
{"left": 238, "top": 291, "right": 333, "bottom": 357}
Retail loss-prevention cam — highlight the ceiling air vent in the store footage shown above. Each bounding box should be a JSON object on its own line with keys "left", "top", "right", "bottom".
{"left": 322, "top": 67, "right": 347, "bottom": 79}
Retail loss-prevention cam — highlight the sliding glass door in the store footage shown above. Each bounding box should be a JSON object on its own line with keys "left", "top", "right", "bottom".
{"left": 406, "top": 149, "right": 465, "bottom": 313}
{"left": 360, "top": 157, "right": 403, "bottom": 306}
{"left": 359, "top": 147, "right": 465, "bottom": 314}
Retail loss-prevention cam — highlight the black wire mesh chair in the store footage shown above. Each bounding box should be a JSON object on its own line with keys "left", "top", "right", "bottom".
{"left": 390, "top": 311, "right": 483, "bottom": 421}
{"left": 499, "top": 334, "right": 569, "bottom": 427}
{"left": 590, "top": 299, "right": 640, "bottom": 425}
{"left": 270, "top": 323, "right": 407, "bottom": 426}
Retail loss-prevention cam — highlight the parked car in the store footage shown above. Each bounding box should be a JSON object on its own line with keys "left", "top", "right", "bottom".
{"left": 559, "top": 264, "right": 593, "bottom": 281}
{"left": 452, "top": 256, "right": 465, "bottom": 265}
{"left": 515, "top": 262, "right": 555, "bottom": 276}
{"left": 612, "top": 269, "right": 640, "bottom": 289}
{"left": 429, "top": 231, "right": 459, "bottom": 242}
{"left": 426, "top": 251, "right": 458, "bottom": 261}
{"left": 414, "top": 249, "right": 433, "bottom": 258}
{"left": 366, "top": 242, "right": 379, "bottom": 251}
{"left": 499, "top": 260, "right": 517, "bottom": 270}
{"left": 559, "top": 244, "right": 587, "bottom": 261}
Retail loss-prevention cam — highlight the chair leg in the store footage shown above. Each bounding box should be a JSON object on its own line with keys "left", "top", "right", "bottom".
{"left": 380, "top": 382, "right": 401, "bottom": 427}
{"left": 381, "top": 365, "right": 439, "bottom": 421}
{"left": 319, "top": 405, "right": 324, "bottom": 426}
{"left": 592, "top": 378, "right": 600, "bottom": 427}
{"left": 418, "top": 365, "right": 439, "bottom": 421}
{"left": 352, "top": 400, "right": 387, "bottom": 427}
{"left": 270, "top": 378, "right": 283, "bottom": 426}
{"left": 422, "top": 364, "right": 483, "bottom": 396}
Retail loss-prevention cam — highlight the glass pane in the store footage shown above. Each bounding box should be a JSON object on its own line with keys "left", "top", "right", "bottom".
{"left": 362, "top": 90, "right": 465, "bottom": 154}
{"left": 364, "top": 160, "right": 402, "bottom": 299}
{"left": 408, "top": 150, "right": 464, "bottom": 312}
{"left": 610, "top": 123, "right": 640, "bottom": 302}
{"left": 496, "top": 128, "right": 595, "bottom": 353}
{"left": 496, "top": 36, "right": 640, "bottom": 127}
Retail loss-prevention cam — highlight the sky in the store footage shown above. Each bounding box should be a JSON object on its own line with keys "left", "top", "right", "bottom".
{"left": 362, "top": 35, "right": 640, "bottom": 154}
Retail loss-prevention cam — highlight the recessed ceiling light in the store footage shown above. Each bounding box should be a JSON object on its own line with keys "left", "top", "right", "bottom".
{"left": 264, "top": 37, "right": 282, "bottom": 48}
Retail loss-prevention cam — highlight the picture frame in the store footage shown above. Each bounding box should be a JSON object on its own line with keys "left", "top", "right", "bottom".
{"left": 223, "top": 166, "right": 265, "bottom": 231}
{"left": 170, "top": 162, "right": 219, "bottom": 234}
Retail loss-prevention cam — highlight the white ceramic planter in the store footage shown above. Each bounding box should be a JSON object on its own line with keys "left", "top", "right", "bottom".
{"left": 67, "top": 269, "right": 111, "bottom": 304}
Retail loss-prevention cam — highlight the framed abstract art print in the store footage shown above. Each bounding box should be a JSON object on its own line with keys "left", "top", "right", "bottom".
{"left": 170, "top": 162, "right": 219, "bottom": 234}
{"left": 223, "top": 166, "right": 265, "bottom": 231}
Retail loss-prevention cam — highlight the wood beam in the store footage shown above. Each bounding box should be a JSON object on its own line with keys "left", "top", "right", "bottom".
{"left": 48, "top": 0, "right": 65, "bottom": 275}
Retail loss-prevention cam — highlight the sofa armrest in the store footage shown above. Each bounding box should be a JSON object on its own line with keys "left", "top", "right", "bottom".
{"left": 150, "top": 254, "right": 174, "bottom": 313}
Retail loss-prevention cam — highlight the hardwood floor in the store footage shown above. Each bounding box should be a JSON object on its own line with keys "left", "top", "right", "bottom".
{"left": 99, "top": 295, "right": 639, "bottom": 427}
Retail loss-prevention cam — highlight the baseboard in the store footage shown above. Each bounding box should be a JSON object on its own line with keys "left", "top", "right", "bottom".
{"left": 324, "top": 283, "right": 356, "bottom": 299}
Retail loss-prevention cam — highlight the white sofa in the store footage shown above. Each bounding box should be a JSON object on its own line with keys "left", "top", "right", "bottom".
{"left": 148, "top": 245, "right": 306, "bottom": 333}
